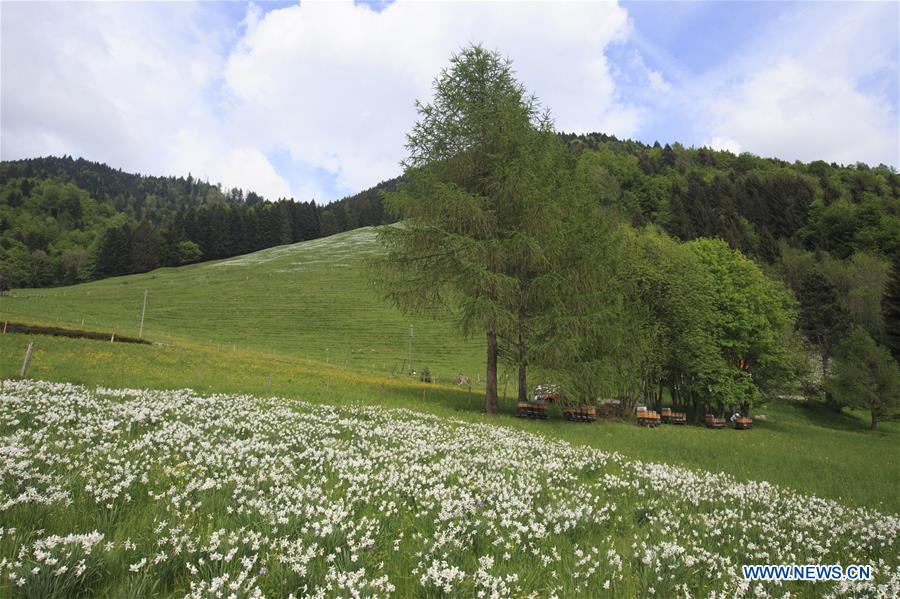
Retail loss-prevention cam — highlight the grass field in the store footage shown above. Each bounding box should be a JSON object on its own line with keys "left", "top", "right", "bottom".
{"left": 2, "top": 229, "right": 899, "bottom": 596}
{"left": 0, "top": 228, "right": 485, "bottom": 382}
{"left": 2, "top": 333, "right": 898, "bottom": 515}
{"left": 2, "top": 378, "right": 898, "bottom": 598}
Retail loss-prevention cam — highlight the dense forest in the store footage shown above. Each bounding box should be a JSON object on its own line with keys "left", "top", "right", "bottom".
{"left": 0, "top": 156, "right": 391, "bottom": 288}
{"left": 555, "top": 133, "right": 899, "bottom": 371}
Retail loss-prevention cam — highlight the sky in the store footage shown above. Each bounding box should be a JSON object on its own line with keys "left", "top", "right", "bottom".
{"left": 1, "top": 1, "right": 898, "bottom": 203}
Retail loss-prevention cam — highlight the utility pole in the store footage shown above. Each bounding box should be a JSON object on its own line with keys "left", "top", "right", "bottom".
{"left": 139, "top": 288, "right": 148, "bottom": 339}
{"left": 408, "top": 324, "right": 413, "bottom": 373}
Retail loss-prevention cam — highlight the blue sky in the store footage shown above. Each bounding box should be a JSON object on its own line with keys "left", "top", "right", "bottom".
{"left": 2, "top": 1, "right": 897, "bottom": 203}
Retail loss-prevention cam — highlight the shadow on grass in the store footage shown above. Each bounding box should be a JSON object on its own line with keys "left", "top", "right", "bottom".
{"left": 794, "top": 400, "right": 882, "bottom": 433}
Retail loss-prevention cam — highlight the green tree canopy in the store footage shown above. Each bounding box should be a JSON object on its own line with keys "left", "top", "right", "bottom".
{"left": 827, "top": 327, "right": 900, "bottom": 430}
{"left": 883, "top": 255, "right": 900, "bottom": 362}
{"left": 688, "top": 238, "right": 799, "bottom": 414}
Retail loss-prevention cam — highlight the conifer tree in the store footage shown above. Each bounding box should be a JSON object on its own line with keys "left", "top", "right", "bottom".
{"left": 798, "top": 270, "right": 850, "bottom": 377}
{"left": 883, "top": 254, "right": 900, "bottom": 362}
{"left": 375, "top": 45, "right": 554, "bottom": 413}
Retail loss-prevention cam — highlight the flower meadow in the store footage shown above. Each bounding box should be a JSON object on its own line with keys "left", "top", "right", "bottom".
{"left": 0, "top": 380, "right": 897, "bottom": 598}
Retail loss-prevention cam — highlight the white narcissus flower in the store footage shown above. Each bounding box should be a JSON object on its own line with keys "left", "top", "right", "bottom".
{"left": 0, "top": 379, "right": 897, "bottom": 597}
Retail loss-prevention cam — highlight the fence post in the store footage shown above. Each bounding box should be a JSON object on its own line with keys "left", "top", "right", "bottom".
{"left": 139, "top": 288, "right": 148, "bottom": 339}
{"left": 20, "top": 342, "right": 34, "bottom": 378}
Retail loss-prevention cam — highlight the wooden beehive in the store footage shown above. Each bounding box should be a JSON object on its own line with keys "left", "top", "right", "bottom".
{"left": 563, "top": 406, "right": 598, "bottom": 423}
{"left": 516, "top": 401, "right": 549, "bottom": 420}
{"left": 636, "top": 410, "right": 661, "bottom": 427}
{"left": 733, "top": 417, "right": 753, "bottom": 430}
{"left": 704, "top": 414, "right": 726, "bottom": 429}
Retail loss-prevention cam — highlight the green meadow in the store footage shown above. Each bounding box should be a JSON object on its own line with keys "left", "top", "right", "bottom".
{"left": 1, "top": 228, "right": 485, "bottom": 382}
{"left": 2, "top": 227, "right": 898, "bottom": 514}
{"left": 2, "top": 229, "right": 899, "bottom": 597}
{"left": 3, "top": 228, "right": 899, "bottom": 510}
{"left": 2, "top": 325, "right": 897, "bottom": 514}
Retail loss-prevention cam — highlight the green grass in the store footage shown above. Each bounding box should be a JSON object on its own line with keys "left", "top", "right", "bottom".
{"left": 2, "top": 227, "right": 897, "bottom": 514}
{"left": 3, "top": 333, "right": 898, "bottom": 514}
{"left": 0, "top": 227, "right": 485, "bottom": 381}
{"left": 2, "top": 229, "right": 899, "bottom": 598}
{"left": 7, "top": 375, "right": 895, "bottom": 598}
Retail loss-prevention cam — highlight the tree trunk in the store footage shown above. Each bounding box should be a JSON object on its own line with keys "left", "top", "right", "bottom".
{"left": 485, "top": 330, "right": 498, "bottom": 413}
{"left": 822, "top": 352, "right": 842, "bottom": 411}
{"left": 871, "top": 411, "right": 877, "bottom": 430}
{"left": 517, "top": 327, "right": 527, "bottom": 403}
{"left": 517, "top": 361, "right": 527, "bottom": 403}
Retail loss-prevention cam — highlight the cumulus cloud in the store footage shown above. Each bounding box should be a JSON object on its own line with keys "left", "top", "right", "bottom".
{"left": 2, "top": 0, "right": 634, "bottom": 201}
{"left": 0, "top": 1, "right": 300, "bottom": 200}
{"left": 222, "top": 1, "right": 634, "bottom": 194}
{"left": 706, "top": 136, "right": 742, "bottom": 155}
{"left": 3, "top": 0, "right": 895, "bottom": 202}
{"left": 695, "top": 2, "right": 898, "bottom": 166}
{"left": 705, "top": 58, "right": 896, "bottom": 166}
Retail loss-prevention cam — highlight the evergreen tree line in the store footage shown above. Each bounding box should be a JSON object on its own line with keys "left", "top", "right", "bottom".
{"left": 89, "top": 200, "right": 322, "bottom": 279}
{"left": 0, "top": 158, "right": 391, "bottom": 288}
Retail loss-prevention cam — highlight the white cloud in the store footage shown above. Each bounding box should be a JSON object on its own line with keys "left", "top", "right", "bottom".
{"left": 166, "top": 130, "right": 294, "bottom": 200}
{"left": 646, "top": 70, "right": 671, "bottom": 95}
{"left": 0, "top": 2, "right": 293, "bottom": 195}
{"left": 694, "top": 3, "right": 898, "bottom": 166}
{"left": 222, "top": 1, "right": 634, "bottom": 193}
{"left": 1, "top": 0, "right": 634, "bottom": 201}
{"left": 6, "top": 0, "right": 893, "bottom": 200}
{"left": 705, "top": 58, "right": 897, "bottom": 166}
{"left": 706, "top": 136, "right": 742, "bottom": 155}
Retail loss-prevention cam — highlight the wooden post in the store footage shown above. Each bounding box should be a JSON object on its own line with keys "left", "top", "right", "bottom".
{"left": 408, "top": 324, "right": 413, "bottom": 373}
{"left": 139, "top": 288, "right": 148, "bottom": 339}
{"left": 20, "top": 342, "right": 34, "bottom": 378}
{"left": 2, "top": 321, "right": 7, "bottom": 334}
{"left": 110, "top": 332, "right": 115, "bottom": 343}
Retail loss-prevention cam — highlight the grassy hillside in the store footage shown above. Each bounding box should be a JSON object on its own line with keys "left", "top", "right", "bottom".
{"left": 2, "top": 227, "right": 898, "bottom": 514}
{"left": 1, "top": 227, "right": 485, "bottom": 382}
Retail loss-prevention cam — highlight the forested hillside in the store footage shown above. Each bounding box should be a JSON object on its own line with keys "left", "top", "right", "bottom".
{"left": 0, "top": 156, "right": 391, "bottom": 288}
{"left": 2, "top": 139, "right": 897, "bottom": 308}
{"left": 555, "top": 133, "right": 899, "bottom": 368}
{"left": 560, "top": 132, "right": 899, "bottom": 261}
